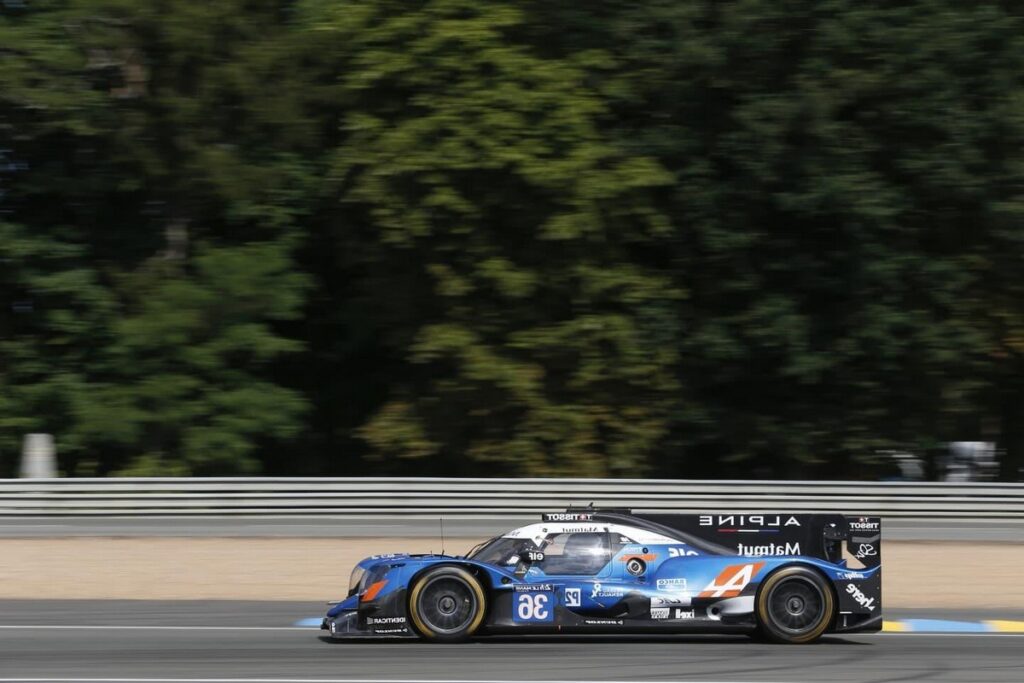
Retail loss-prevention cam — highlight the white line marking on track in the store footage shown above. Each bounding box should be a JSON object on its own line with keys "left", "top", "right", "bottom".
{"left": 0, "top": 680, "right": 792, "bottom": 683}
{"left": 0, "top": 625, "right": 1022, "bottom": 637}
{"left": 867, "top": 632, "right": 1024, "bottom": 637}
{"left": 0, "top": 625, "right": 308, "bottom": 631}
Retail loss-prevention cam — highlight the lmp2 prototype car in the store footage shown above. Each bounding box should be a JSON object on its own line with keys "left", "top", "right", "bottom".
{"left": 323, "top": 508, "right": 881, "bottom": 644}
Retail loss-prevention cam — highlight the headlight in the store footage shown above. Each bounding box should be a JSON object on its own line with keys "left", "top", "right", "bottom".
{"left": 348, "top": 566, "right": 365, "bottom": 596}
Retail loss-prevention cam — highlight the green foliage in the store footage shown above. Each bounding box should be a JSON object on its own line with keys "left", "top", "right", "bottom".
{"left": 2, "top": 0, "right": 1023, "bottom": 478}
{"left": 0, "top": 0, "right": 309, "bottom": 475}
{"left": 105, "top": 243, "right": 308, "bottom": 474}
{"left": 300, "top": 0, "right": 681, "bottom": 476}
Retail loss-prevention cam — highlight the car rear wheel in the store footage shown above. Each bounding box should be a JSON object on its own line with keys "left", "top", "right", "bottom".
{"left": 755, "top": 566, "right": 834, "bottom": 644}
{"left": 407, "top": 566, "right": 486, "bottom": 642}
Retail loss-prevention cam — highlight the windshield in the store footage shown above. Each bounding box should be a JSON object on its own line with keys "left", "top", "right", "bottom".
{"left": 466, "top": 537, "right": 530, "bottom": 565}
{"left": 464, "top": 536, "right": 498, "bottom": 559}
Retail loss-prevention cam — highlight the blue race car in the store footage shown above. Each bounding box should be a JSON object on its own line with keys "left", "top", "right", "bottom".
{"left": 323, "top": 508, "right": 881, "bottom": 644}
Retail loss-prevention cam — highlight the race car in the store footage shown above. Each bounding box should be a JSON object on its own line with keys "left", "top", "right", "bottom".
{"left": 322, "top": 507, "right": 881, "bottom": 644}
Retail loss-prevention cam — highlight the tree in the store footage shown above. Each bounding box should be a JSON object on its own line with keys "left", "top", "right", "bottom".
{"left": 3, "top": 0, "right": 1023, "bottom": 480}
{"left": 296, "top": 0, "right": 682, "bottom": 476}
{"left": 0, "top": 0, "right": 309, "bottom": 475}
{"left": 590, "top": 0, "right": 1024, "bottom": 477}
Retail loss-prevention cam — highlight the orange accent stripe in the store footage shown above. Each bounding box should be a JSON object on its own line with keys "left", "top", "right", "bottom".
{"left": 620, "top": 554, "right": 657, "bottom": 562}
{"left": 361, "top": 579, "right": 387, "bottom": 602}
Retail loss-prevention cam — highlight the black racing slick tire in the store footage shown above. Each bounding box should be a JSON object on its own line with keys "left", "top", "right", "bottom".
{"left": 407, "top": 566, "right": 487, "bottom": 642}
{"left": 755, "top": 566, "right": 834, "bottom": 644}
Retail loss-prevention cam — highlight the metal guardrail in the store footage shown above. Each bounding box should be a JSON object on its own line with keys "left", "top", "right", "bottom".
{"left": 0, "top": 478, "right": 1022, "bottom": 518}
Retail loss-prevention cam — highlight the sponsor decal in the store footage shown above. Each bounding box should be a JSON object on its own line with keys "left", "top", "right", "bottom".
{"left": 737, "top": 542, "right": 800, "bottom": 557}
{"left": 590, "top": 582, "right": 624, "bottom": 599}
{"left": 584, "top": 618, "right": 623, "bottom": 626}
{"left": 515, "top": 583, "right": 553, "bottom": 592}
{"left": 850, "top": 519, "right": 880, "bottom": 531}
{"left": 855, "top": 543, "right": 877, "bottom": 559}
{"left": 700, "top": 514, "right": 801, "bottom": 531}
{"left": 651, "top": 594, "right": 692, "bottom": 607}
{"left": 367, "top": 616, "right": 406, "bottom": 625}
{"left": 559, "top": 526, "right": 602, "bottom": 534}
{"left": 656, "top": 578, "right": 688, "bottom": 591}
{"left": 525, "top": 551, "right": 545, "bottom": 562}
{"left": 369, "top": 553, "right": 402, "bottom": 560}
{"left": 650, "top": 607, "right": 670, "bottom": 620}
{"left": 846, "top": 583, "right": 877, "bottom": 611}
{"left": 542, "top": 513, "right": 595, "bottom": 521}
{"left": 514, "top": 592, "right": 554, "bottom": 622}
{"left": 373, "top": 627, "right": 407, "bottom": 634}
{"left": 698, "top": 562, "right": 765, "bottom": 599}
{"left": 839, "top": 571, "right": 867, "bottom": 580}
{"left": 564, "top": 587, "right": 581, "bottom": 607}
{"left": 674, "top": 608, "right": 696, "bottom": 619}
{"left": 668, "top": 547, "right": 699, "bottom": 557}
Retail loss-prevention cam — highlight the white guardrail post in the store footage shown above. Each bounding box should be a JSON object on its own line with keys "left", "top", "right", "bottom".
{"left": 19, "top": 434, "right": 57, "bottom": 479}
{"left": 0, "top": 478, "right": 1021, "bottom": 518}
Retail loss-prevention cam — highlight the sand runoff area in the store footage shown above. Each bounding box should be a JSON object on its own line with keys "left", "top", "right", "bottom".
{"left": 0, "top": 537, "right": 1019, "bottom": 608}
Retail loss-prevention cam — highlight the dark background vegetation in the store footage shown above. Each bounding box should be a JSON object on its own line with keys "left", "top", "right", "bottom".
{"left": 2, "top": 1, "right": 1023, "bottom": 480}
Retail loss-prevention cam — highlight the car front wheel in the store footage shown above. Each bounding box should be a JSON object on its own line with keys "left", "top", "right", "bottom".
{"left": 407, "top": 566, "right": 487, "bottom": 642}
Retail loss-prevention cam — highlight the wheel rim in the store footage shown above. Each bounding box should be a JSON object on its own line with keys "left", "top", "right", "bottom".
{"left": 416, "top": 575, "right": 478, "bottom": 634}
{"left": 766, "top": 577, "right": 825, "bottom": 635}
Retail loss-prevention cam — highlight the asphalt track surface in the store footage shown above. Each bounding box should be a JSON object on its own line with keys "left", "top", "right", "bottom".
{"left": 1, "top": 601, "right": 1023, "bottom": 683}
{"left": 2, "top": 517, "right": 1022, "bottom": 541}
